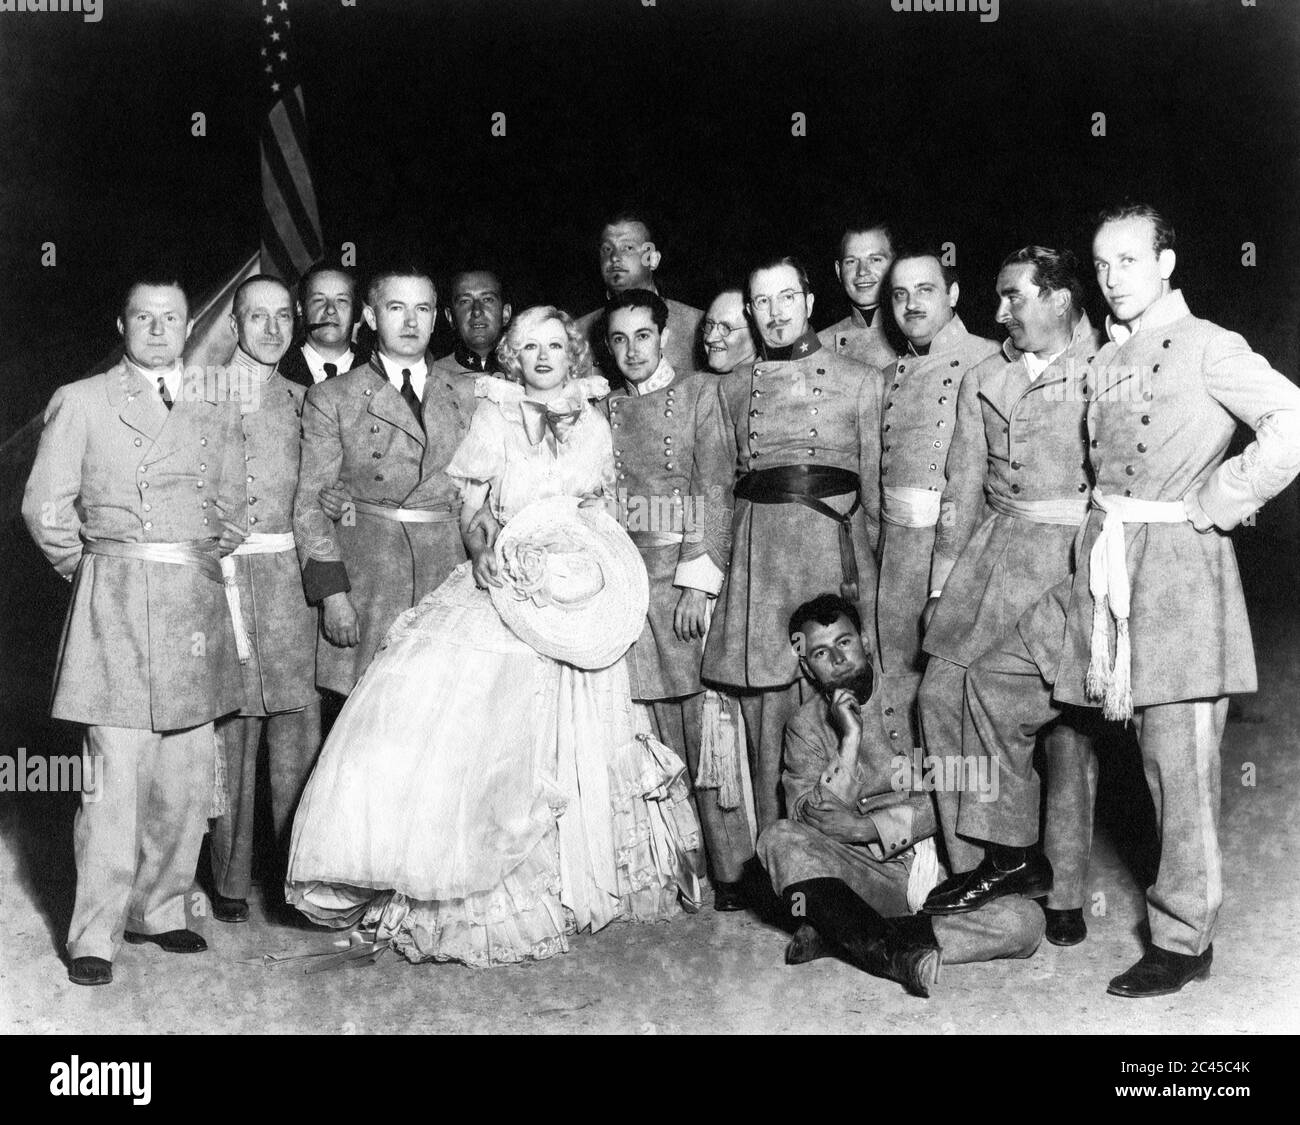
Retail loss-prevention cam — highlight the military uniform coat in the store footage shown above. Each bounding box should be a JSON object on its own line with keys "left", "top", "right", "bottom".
{"left": 924, "top": 315, "right": 1099, "bottom": 668}
{"left": 1019, "top": 290, "right": 1300, "bottom": 705}
{"left": 703, "top": 332, "right": 882, "bottom": 689}
{"left": 293, "top": 353, "right": 476, "bottom": 694}
{"left": 876, "top": 314, "right": 1001, "bottom": 672}
{"left": 227, "top": 365, "right": 319, "bottom": 715}
{"left": 818, "top": 305, "right": 896, "bottom": 374}
{"left": 605, "top": 365, "right": 734, "bottom": 699}
{"left": 430, "top": 344, "right": 498, "bottom": 378}
{"left": 577, "top": 297, "right": 703, "bottom": 377}
{"left": 22, "top": 362, "right": 246, "bottom": 730}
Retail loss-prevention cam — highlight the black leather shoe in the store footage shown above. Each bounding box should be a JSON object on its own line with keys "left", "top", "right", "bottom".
{"left": 211, "top": 893, "right": 250, "bottom": 924}
{"left": 713, "top": 880, "right": 747, "bottom": 912}
{"left": 1044, "top": 906, "right": 1087, "bottom": 946}
{"left": 923, "top": 852, "right": 1053, "bottom": 915}
{"left": 842, "top": 929, "right": 942, "bottom": 999}
{"left": 784, "top": 923, "right": 832, "bottom": 965}
{"left": 1107, "top": 944, "right": 1212, "bottom": 998}
{"left": 123, "top": 929, "right": 208, "bottom": 954}
{"left": 68, "top": 956, "right": 113, "bottom": 986}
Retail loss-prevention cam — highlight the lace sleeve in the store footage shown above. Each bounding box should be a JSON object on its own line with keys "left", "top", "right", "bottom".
{"left": 445, "top": 400, "right": 507, "bottom": 498}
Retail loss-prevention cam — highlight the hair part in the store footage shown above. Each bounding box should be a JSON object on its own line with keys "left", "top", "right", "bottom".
{"left": 999, "top": 245, "right": 1085, "bottom": 314}
{"left": 1096, "top": 201, "right": 1175, "bottom": 254}
{"left": 232, "top": 273, "right": 291, "bottom": 319}
{"left": 605, "top": 287, "right": 669, "bottom": 333}
{"left": 496, "top": 305, "right": 591, "bottom": 384}
{"left": 788, "top": 593, "right": 863, "bottom": 641}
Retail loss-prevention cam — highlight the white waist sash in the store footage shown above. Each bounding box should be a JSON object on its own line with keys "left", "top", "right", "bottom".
{"left": 1084, "top": 487, "right": 1188, "bottom": 720}
{"left": 986, "top": 491, "right": 1089, "bottom": 526}
{"left": 222, "top": 531, "right": 298, "bottom": 664}
{"left": 882, "top": 486, "right": 941, "bottom": 528}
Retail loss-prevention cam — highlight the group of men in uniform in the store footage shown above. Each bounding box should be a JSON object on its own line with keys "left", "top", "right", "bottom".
{"left": 22, "top": 203, "right": 1300, "bottom": 1005}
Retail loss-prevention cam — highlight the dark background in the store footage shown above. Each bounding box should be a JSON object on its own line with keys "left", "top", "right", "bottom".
{"left": 2, "top": 0, "right": 1298, "bottom": 433}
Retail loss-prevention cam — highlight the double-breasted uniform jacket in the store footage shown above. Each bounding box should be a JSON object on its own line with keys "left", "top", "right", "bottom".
{"left": 293, "top": 352, "right": 477, "bottom": 695}
{"left": 604, "top": 362, "right": 734, "bottom": 700}
{"left": 577, "top": 297, "right": 704, "bottom": 377}
{"left": 924, "top": 315, "right": 1100, "bottom": 669}
{"left": 22, "top": 361, "right": 246, "bottom": 730}
{"left": 781, "top": 669, "right": 933, "bottom": 861}
{"left": 876, "top": 314, "right": 1001, "bottom": 672}
{"left": 227, "top": 361, "right": 318, "bottom": 715}
{"left": 702, "top": 331, "right": 883, "bottom": 689}
{"left": 1019, "top": 290, "right": 1300, "bottom": 706}
{"left": 817, "top": 305, "right": 897, "bottom": 375}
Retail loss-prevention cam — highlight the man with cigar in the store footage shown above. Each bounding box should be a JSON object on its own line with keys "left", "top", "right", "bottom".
{"left": 207, "top": 275, "right": 323, "bottom": 924}
{"left": 925, "top": 203, "right": 1300, "bottom": 998}
{"left": 704, "top": 255, "right": 883, "bottom": 829}
{"left": 876, "top": 247, "right": 1000, "bottom": 676}
{"left": 294, "top": 264, "right": 477, "bottom": 697}
{"left": 603, "top": 289, "right": 754, "bottom": 908}
{"left": 918, "top": 246, "right": 1100, "bottom": 946}
{"left": 818, "top": 220, "right": 897, "bottom": 374}
{"left": 23, "top": 274, "right": 247, "bottom": 985}
{"left": 278, "top": 263, "right": 363, "bottom": 388}
{"left": 432, "top": 268, "right": 511, "bottom": 377}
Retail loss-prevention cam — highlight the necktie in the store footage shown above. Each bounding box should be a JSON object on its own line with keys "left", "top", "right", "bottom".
{"left": 157, "top": 376, "right": 173, "bottom": 410}
{"left": 400, "top": 368, "right": 423, "bottom": 427}
{"left": 323, "top": 362, "right": 337, "bottom": 379}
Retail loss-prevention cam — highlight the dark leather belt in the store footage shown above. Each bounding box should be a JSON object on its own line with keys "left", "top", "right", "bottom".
{"left": 734, "top": 465, "right": 862, "bottom": 601}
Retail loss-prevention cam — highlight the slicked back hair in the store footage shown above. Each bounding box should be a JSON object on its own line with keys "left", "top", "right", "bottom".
{"left": 605, "top": 287, "right": 669, "bottom": 333}
{"left": 232, "top": 273, "right": 291, "bottom": 319}
{"left": 999, "top": 246, "right": 1085, "bottom": 314}
{"left": 788, "top": 593, "right": 863, "bottom": 641}
{"left": 297, "top": 261, "right": 357, "bottom": 303}
{"left": 365, "top": 264, "right": 436, "bottom": 310}
{"left": 889, "top": 247, "right": 958, "bottom": 292}
{"left": 1096, "top": 201, "right": 1176, "bottom": 255}
{"left": 747, "top": 255, "right": 812, "bottom": 303}
{"left": 838, "top": 220, "right": 895, "bottom": 260}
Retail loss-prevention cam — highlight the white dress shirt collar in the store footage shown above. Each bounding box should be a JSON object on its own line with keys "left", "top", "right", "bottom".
{"left": 302, "top": 341, "right": 354, "bottom": 383}
{"left": 376, "top": 351, "right": 429, "bottom": 401}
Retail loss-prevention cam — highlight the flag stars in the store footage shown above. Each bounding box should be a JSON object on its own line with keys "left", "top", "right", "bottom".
{"left": 271, "top": 31, "right": 280, "bottom": 41}
{"left": 279, "top": 51, "right": 288, "bottom": 61}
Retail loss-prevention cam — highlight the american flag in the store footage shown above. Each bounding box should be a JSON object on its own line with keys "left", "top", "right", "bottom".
{"left": 259, "top": 0, "right": 324, "bottom": 284}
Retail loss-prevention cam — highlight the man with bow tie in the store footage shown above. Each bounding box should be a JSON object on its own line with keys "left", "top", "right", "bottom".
{"left": 293, "top": 265, "right": 477, "bottom": 697}
{"left": 23, "top": 274, "right": 247, "bottom": 986}
{"left": 703, "top": 256, "right": 884, "bottom": 830}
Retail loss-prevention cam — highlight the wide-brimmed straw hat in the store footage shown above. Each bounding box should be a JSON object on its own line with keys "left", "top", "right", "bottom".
{"left": 491, "top": 494, "right": 649, "bottom": 669}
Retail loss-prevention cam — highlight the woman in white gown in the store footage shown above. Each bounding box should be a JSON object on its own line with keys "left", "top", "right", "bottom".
{"left": 285, "top": 307, "right": 702, "bottom": 967}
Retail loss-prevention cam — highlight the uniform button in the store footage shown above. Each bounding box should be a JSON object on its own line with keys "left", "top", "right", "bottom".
{"left": 882, "top": 466, "right": 889, "bottom": 475}
{"left": 807, "top": 448, "right": 815, "bottom": 455}
{"left": 1090, "top": 438, "right": 1099, "bottom": 448}
{"left": 375, "top": 473, "right": 384, "bottom": 481}
{"left": 199, "top": 463, "right": 206, "bottom": 472}
{"left": 612, "top": 422, "right": 621, "bottom": 428}
{"left": 672, "top": 487, "right": 681, "bottom": 496}
{"left": 938, "top": 396, "right": 948, "bottom": 405}
{"left": 840, "top": 337, "right": 847, "bottom": 346}
{"left": 813, "top": 388, "right": 822, "bottom": 397}
{"left": 892, "top": 382, "right": 900, "bottom": 391}
{"left": 666, "top": 462, "right": 675, "bottom": 470}
{"left": 886, "top": 402, "right": 893, "bottom": 410}
{"left": 664, "top": 436, "right": 673, "bottom": 445}
{"left": 248, "top": 497, "right": 257, "bottom": 505}
{"left": 1143, "top": 391, "right": 1153, "bottom": 401}
{"left": 1124, "top": 489, "right": 1133, "bottom": 497}
{"left": 750, "top": 431, "right": 759, "bottom": 440}
{"left": 1011, "top": 483, "right": 1021, "bottom": 494}
{"left": 889, "top": 730, "right": 899, "bottom": 740}
{"left": 614, "top": 461, "right": 623, "bottom": 469}
{"left": 250, "top": 515, "right": 259, "bottom": 525}
{"left": 202, "top": 518, "right": 209, "bottom": 526}
{"left": 245, "top": 454, "right": 251, "bottom": 462}
{"left": 372, "top": 451, "right": 382, "bottom": 459}
{"left": 1078, "top": 483, "right": 1088, "bottom": 493}
{"left": 1011, "top": 460, "right": 1021, "bottom": 469}
{"left": 1141, "top": 415, "right": 1150, "bottom": 425}
{"left": 143, "top": 521, "right": 153, "bottom": 530}
{"left": 1125, "top": 465, "right": 1135, "bottom": 475}
{"left": 364, "top": 388, "right": 373, "bottom": 396}
{"left": 1162, "top": 339, "right": 1171, "bottom": 348}
{"left": 247, "top": 474, "right": 254, "bottom": 483}
{"left": 133, "top": 438, "right": 142, "bottom": 447}
{"left": 200, "top": 437, "right": 207, "bottom": 446}
{"left": 898, "top": 365, "right": 906, "bottom": 375}
{"left": 816, "top": 368, "right": 825, "bottom": 375}
{"left": 934, "top": 440, "right": 943, "bottom": 449}
{"left": 751, "top": 451, "right": 761, "bottom": 459}
{"left": 752, "top": 389, "right": 762, "bottom": 397}
{"left": 619, "top": 472, "right": 627, "bottom": 480}
{"left": 950, "top": 360, "right": 960, "bottom": 367}
{"left": 1153, "top": 364, "right": 1161, "bottom": 373}
{"left": 884, "top": 424, "right": 891, "bottom": 432}
{"left": 371, "top": 424, "right": 380, "bottom": 433}
{"left": 749, "top": 409, "right": 760, "bottom": 417}
{"left": 809, "top": 429, "right": 818, "bottom": 437}
{"left": 884, "top": 707, "right": 894, "bottom": 715}
{"left": 929, "top": 462, "right": 937, "bottom": 471}
{"left": 1137, "top": 442, "right": 1147, "bottom": 453}
{"left": 943, "top": 378, "right": 953, "bottom": 386}
{"left": 142, "top": 503, "right": 151, "bottom": 512}
{"left": 810, "top": 407, "right": 818, "bottom": 416}
{"left": 140, "top": 481, "right": 149, "bottom": 490}
{"left": 614, "top": 449, "right": 622, "bottom": 457}
{"left": 937, "top": 420, "right": 945, "bottom": 427}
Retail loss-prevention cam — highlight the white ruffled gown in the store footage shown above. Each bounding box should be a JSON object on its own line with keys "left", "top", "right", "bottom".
{"left": 285, "top": 377, "right": 702, "bottom": 967}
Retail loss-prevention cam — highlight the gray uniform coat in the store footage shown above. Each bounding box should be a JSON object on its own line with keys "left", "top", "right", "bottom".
{"left": 22, "top": 362, "right": 246, "bottom": 730}
{"left": 293, "top": 353, "right": 476, "bottom": 694}
{"left": 818, "top": 306, "right": 896, "bottom": 375}
{"left": 605, "top": 367, "right": 733, "bottom": 699}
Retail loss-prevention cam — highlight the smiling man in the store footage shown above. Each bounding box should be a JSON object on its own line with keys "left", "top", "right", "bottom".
{"left": 575, "top": 212, "right": 702, "bottom": 376}
{"left": 293, "top": 264, "right": 477, "bottom": 697}
{"left": 703, "top": 255, "right": 884, "bottom": 829}
{"left": 818, "top": 220, "right": 897, "bottom": 374}
{"left": 926, "top": 204, "right": 1300, "bottom": 999}
{"left": 432, "top": 268, "right": 512, "bottom": 377}
{"left": 876, "top": 247, "right": 1000, "bottom": 677}
{"left": 701, "top": 287, "right": 758, "bottom": 375}
{"left": 917, "top": 246, "right": 1102, "bottom": 947}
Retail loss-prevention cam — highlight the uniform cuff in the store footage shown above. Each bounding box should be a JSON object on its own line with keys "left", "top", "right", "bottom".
{"left": 673, "top": 552, "right": 725, "bottom": 596}
{"left": 302, "top": 558, "right": 350, "bottom": 605}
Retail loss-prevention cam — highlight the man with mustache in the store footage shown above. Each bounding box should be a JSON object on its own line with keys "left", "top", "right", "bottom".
{"left": 293, "top": 264, "right": 478, "bottom": 698}
{"left": 756, "top": 594, "right": 1045, "bottom": 998}
{"left": 926, "top": 203, "right": 1300, "bottom": 998}
{"left": 917, "top": 246, "right": 1101, "bottom": 947}
{"left": 432, "top": 268, "right": 512, "bottom": 377}
{"left": 876, "top": 248, "right": 1000, "bottom": 676}
{"left": 704, "top": 256, "right": 883, "bottom": 830}
{"left": 818, "top": 220, "right": 898, "bottom": 374}
{"left": 278, "top": 263, "right": 364, "bottom": 388}
{"left": 207, "top": 275, "right": 323, "bottom": 925}
{"left": 575, "top": 212, "right": 702, "bottom": 376}
{"left": 701, "top": 287, "right": 758, "bottom": 376}
{"left": 23, "top": 273, "right": 247, "bottom": 985}
{"left": 604, "top": 289, "right": 754, "bottom": 908}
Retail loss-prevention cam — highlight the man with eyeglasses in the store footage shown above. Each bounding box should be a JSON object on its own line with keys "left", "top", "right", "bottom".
{"left": 575, "top": 211, "right": 702, "bottom": 376}
{"left": 876, "top": 247, "right": 1000, "bottom": 678}
{"left": 702, "top": 288, "right": 758, "bottom": 375}
{"left": 704, "top": 256, "right": 884, "bottom": 830}
{"left": 818, "top": 220, "right": 898, "bottom": 374}
{"left": 432, "top": 268, "right": 512, "bottom": 377}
